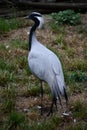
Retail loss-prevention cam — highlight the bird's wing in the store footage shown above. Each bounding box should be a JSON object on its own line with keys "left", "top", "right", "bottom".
{"left": 48, "top": 52, "right": 62, "bottom": 75}
{"left": 28, "top": 50, "right": 49, "bottom": 80}
{"left": 49, "top": 52, "right": 66, "bottom": 95}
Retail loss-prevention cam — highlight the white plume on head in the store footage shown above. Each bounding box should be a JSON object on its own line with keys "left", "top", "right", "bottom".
{"left": 36, "top": 16, "right": 44, "bottom": 29}
{"left": 32, "top": 12, "right": 41, "bottom": 15}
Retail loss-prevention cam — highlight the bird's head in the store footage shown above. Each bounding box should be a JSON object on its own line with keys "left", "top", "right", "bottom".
{"left": 25, "top": 12, "right": 44, "bottom": 29}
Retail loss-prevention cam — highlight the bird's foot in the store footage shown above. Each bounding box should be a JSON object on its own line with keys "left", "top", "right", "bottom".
{"left": 47, "top": 109, "right": 53, "bottom": 116}
{"left": 37, "top": 105, "right": 44, "bottom": 116}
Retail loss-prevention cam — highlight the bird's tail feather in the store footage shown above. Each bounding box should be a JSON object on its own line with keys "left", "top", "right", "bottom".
{"left": 51, "top": 76, "right": 68, "bottom": 102}
{"left": 51, "top": 82, "right": 61, "bottom": 105}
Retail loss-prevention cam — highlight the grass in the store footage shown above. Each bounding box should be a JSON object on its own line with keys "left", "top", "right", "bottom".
{"left": 50, "top": 23, "right": 65, "bottom": 34}
{"left": 66, "top": 71, "right": 87, "bottom": 83}
{"left": 0, "top": 17, "right": 31, "bottom": 34}
{"left": 2, "top": 113, "right": 63, "bottom": 130}
{"left": 2, "top": 111, "right": 26, "bottom": 130}
{"left": 67, "top": 122, "right": 87, "bottom": 130}
{"left": 1, "top": 85, "right": 17, "bottom": 112}
{"left": 0, "top": 18, "right": 23, "bottom": 34}
{"left": 10, "top": 39, "right": 28, "bottom": 50}
{"left": 72, "top": 100, "right": 87, "bottom": 120}
{"left": 0, "top": 13, "right": 87, "bottom": 130}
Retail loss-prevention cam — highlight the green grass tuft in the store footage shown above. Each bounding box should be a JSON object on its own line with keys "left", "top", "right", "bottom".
{"left": 68, "top": 122, "right": 87, "bottom": 130}
{"left": 0, "top": 18, "right": 25, "bottom": 34}
{"left": 72, "top": 100, "right": 87, "bottom": 120}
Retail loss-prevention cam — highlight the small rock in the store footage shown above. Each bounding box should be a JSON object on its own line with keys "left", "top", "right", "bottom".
{"left": 73, "top": 119, "right": 77, "bottom": 123}
{"left": 27, "top": 32, "right": 29, "bottom": 35}
{"left": 23, "top": 108, "right": 30, "bottom": 112}
{"left": 6, "top": 45, "right": 9, "bottom": 49}
{"left": 37, "top": 106, "right": 42, "bottom": 109}
{"left": 62, "top": 112, "right": 69, "bottom": 116}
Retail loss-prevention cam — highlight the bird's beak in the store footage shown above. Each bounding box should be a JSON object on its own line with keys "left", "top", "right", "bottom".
{"left": 24, "top": 15, "right": 30, "bottom": 19}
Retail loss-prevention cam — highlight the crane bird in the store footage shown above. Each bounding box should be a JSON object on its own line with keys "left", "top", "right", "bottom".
{"left": 25, "top": 12, "right": 68, "bottom": 116}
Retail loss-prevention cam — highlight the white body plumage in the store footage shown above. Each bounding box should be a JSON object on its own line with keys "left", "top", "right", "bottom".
{"left": 28, "top": 33, "right": 65, "bottom": 96}
{"left": 26, "top": 12, "right": 68, "bottom": 115}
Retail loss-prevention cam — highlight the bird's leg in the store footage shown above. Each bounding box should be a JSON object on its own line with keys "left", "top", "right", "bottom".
{"left": 40, "top": 81, "right": 43, "bottom": 115}
{"left": 63, "top": 88, "right": 69, "bottom": 112}
{"left": 65, "top": 96, "right": 69, "bottom": 111}
{"left": 47, "top": 96, "right": 56, "bottom": 116}
{"left": 57, "top": 94, "right": 62, "bottom": 107}
{"left": 57, "top": 94, "right": 65, "bottom": 112}
{"left": 54, "top": 98, "right": 57, "bottom": 111}
{"left": 64, "top": 87, "right": 68, "bottom": 105}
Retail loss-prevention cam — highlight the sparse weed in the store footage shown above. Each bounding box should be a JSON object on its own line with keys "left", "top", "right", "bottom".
{"left": 67, "top": 48, "right": 75, "bottom": 58}
{"left": 1, "top": 85, "right": 17, "bottom": 112}
{"left": 24, "top": 85, "right": 40, "bottom": 97}
{"left": 0, "top": 44, "right": 10, "bottom": 60}
{"left": 64, "top": 70, "right": 87, "bottom": 93}
{"left": 2, "top": 111, "right": 26, "bottom": 130}
{"left": 10, "top": 39, "right": 28, "bottom": 50}
{"left": 68, "top": 122, "right": 87, "bottom": 130}
{"left": 83, "top": 43, "right": 87, "bottom": 59}
{"left": 0, "top": 18, "right": 26, "bottom": 34}
{"left": 0, "top": 70, "right": 15, "bottom": 87}
{"left": 26, "top": 115, "right": 63, "bottom": 130}
{"left": 71, "top": 100, "right": 87, "bottom": 120}
{"left": 44, "top": 83, "right": 51, "bottom": 94}
{"left": 83, "top": 48, "right": 87, "bottom": 59}
{"left": 68, "top": 82, "right": 84, "bottom": 94}
{"left": 67, "top": 59, "right": 87, "bottom": 72}
{"left": 69, "top": 71, "right": 87, "bottom": 83}
{"left": 55, "top": 34, "right": 65, "bottom": 49}
{"left": 0, "top": 58, "right": 17, "bottom": 73}
{"left": 76, "top": 25, "right": 87, "bottom": 34}
{"left": 17, "top": 56, "right": 28, "bottom": 70}
{"left": 50, "top": 23, "right": 65, "bottom": 34}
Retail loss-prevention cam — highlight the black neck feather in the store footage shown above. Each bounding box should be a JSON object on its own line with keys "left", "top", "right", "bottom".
{"left": 29, "top": 19, "right": 39, "bottom": 51}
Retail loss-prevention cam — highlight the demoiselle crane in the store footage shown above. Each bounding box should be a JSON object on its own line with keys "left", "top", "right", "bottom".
{"left": 25, "top": 12, "right": 68, "bottom": 116}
